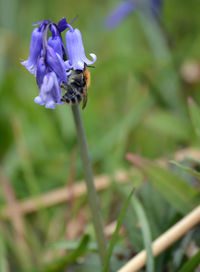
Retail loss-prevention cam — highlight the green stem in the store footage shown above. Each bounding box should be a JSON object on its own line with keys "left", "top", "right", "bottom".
{"left": 71, "top": 105, "right": 107, "bottom": 267}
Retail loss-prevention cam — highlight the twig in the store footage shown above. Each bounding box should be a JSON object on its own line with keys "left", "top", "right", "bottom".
{"left": 1, "top": 175, "right": 25, "bottom": 238}
{"left": 0, "top": 170, "right": 128, "bottom": 219}
{"left": 118, "top": 206, "right": 200, "bottom": 272}
{"left": 1, "top": 147, "right": 200, "bottom": 220}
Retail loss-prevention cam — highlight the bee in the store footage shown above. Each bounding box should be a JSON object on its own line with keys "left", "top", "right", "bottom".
{"left": 61, "top": 65, "right": 91, "bottom": 109}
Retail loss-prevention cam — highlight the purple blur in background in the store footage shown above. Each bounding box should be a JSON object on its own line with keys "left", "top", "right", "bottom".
{"left": 104, "top": 0, "right": 163, "bottom": 29}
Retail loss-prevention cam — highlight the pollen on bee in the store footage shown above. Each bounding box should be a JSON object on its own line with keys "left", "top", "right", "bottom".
{"left": 83, "top": 68, "right": 91, "bottom": 88}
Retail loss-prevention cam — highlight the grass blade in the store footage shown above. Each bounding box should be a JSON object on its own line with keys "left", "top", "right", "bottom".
{"left": 171, "top": 161, "right": 200, "bottom": 181}
{"left": 178, "top": 250, "right": 200, "bottom": 272}
{"left": 126, "top": 154, "right": 198, "bottom": 214}
{"left": 32, "top": 234, "right": 90, "bottom": 272}
{"left": 102, "top": 189, "right": 134, "bottom": 272}
{"left": 132, "top": 197, "right": 154, "bottom": 272}
{"left": 0, "top": 231, "right": 9, "bottom": 272}
{"left": 188, "top": 97, "right": 200, "bottom": 138}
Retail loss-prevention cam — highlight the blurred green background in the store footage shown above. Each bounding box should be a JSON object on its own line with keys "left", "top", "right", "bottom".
{"left": 0, "top": 0, "right": 200, "bottom": 271}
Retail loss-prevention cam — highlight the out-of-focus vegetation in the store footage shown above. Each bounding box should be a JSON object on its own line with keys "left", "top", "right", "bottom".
{"left": 0, "top": 0, "right": 200, "bottom": 271}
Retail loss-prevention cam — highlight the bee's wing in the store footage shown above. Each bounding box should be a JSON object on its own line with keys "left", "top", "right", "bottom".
{"left": 82, "top": 85, "right": 88, "bottom": 109}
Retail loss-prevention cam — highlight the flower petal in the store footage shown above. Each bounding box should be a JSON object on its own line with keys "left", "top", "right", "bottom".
{"left": 36, "top": 57, "right": 47, "bottom": 88}
{"left": 65, "top": 28, "right": 97, "bottom": 70}
{"left": 57, "top": 18, "right": 68, "bottom": 32}
{"left": 21, "top": 28, "right": 43, "bottom": 73}
{"left": 46, "top": 45, "right": 68, "bottom": 82}
{"left": 34, "top": 96, "right": 44, "bottom": 105}
{"left": 35, "top": 71, "right": 62, "bottom": 109}
{"left": 48, "top": 36, "right": 63, "bottom": 57}
{"left": 45, "top": 100, "right": 56, "bottom": 109}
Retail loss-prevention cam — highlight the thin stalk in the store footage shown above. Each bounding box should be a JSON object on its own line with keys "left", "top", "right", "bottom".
{"left": 71, "top": 105, "right": 107, "bottom": 267}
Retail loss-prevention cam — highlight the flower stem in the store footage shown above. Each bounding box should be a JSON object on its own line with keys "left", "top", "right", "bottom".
{"left": 71, "top": 104, "right": 107, "bottom": 266}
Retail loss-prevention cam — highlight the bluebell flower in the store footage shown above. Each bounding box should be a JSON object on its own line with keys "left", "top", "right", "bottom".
{"left": 33, "top": 44, "right": 67, "bottom": 109}
{"left": 45, "top": 45, "right": 67, "bottom": 83}
{"left": 21, "top": 27, "right": 43, "bottom": 74}
{"left": 65, "top": 25, "right": 97, "bottom": 71}
{"left": 22, "top": 18, "right": 97, "bottom": 109}
{"left": 104, "top": 0, "right": 163, "bottom": 29}
{"left": 34, "top": 70, "right": 62, "bottom": 109}
{"left": 48, "top": 24, "right": 63, "bottom": 57}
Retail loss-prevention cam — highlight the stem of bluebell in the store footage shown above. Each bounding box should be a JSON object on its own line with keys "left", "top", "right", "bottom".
{"left": 71, "top": 104, "right": 107, "bottom": 267}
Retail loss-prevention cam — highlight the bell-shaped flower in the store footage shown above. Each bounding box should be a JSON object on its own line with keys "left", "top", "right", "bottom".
{"left": 46, "top": 45, "right": 68, "bottom": 83}
{"left": 34, "top": 71, "right": 62, "bottom": 109}
{"left": 48, "top": 24, "right": 63, "bottom": 57}
{"left": 48, "top": 36, "right": 63, "bottom": 57}
{"left": 36, "top": 57, "right": 48, "bottom": 88}
{"left": 21, "top": 27, "right": 43, "bottom": 74}
{"left": 65, "top": 26, "right": 97, "bottom": 70}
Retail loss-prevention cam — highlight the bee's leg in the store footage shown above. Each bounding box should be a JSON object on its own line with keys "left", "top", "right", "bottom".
{"left": 61, "top": 84, "right": 74, "bottom": 103}
{"left": 70, "top": 91, "right": 82, "bottom": 105}
{"left": 82, "top": 86, "right": 88, "bottom": 109}
{"left": 60, "top": 82, "right": 68, "bottom": 90}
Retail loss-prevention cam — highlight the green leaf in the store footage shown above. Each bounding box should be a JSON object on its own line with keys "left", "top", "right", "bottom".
{"left": 188, "top": 98, "right": 200, "bottom": 138}
{"left": 52, "top": 239, "right": 98, "bottom": 252}
{"left": 32, "top": 234, "right": 90, "bottom": 272}
{"left": 143, "top": 163, "right": 198, "bottom": 214}
{"left": 137, "top": 5, "right": 184, "bottom": 111}
{"left": 179, "top": 250, "right": 200, "bottom": 272}
{"left": 145, "top": 110, "right": 190, "bottom": 141}
{"left": 171, "top": 161, "right": 200, "bottom": 180}
{"left": 132, "top": 197, "right": 154, "bottom": 272}
{"left": 96, "top": 94, "right": 153, "bottom": 154}
{"left": 0, "top": 232, "right": 9, "bottom": 272}
{"left": 102, "top": 189, "right": 134, "bottom": 272}
{"left": 127, "top": 155, "right": 199, "bottom": 214}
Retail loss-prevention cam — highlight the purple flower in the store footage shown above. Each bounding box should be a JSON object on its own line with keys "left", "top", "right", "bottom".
{"left": 22, "top": 18, "right": 97, "bottom": 109}
{"left": 34, "top": 71, "right": 62, "bottom": 109}
{"left": 105, "top": 0, "right": 163, "bottom": 29}
{"left": 48, "top": 24, "right": 63, "bottom": 57}
{"left": 21, "top": 27, "right": 43, "bottom": 74}
{"left": 36, "top": 57, "right": 47, "bottom": 88}
{"left": 33, "top": 46, "right": 67, "bottom": 109}
{"left": 65, "top": 25, "right": 97, "bottom": 70}
{"left": 35, "top": 57, "right": 63, "bottom": 109}
{"left": 46, "top": 45, "right": 67, "bottom": 83}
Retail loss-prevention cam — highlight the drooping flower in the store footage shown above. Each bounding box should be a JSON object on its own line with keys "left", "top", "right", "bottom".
{"left": 104, "top": 0, "right": 163, "bottom": 29}
{"left": 65, "top": 25, "right": 97, "bottom": 71}
{"left": 34, "top": 71, "right": 62, "bottom": 109}
{"left": 22, "top": 17, "right": 97, "bottom": 109}
{"left": 22, "top": 20, "right": 68, "bottom": 108}
{"left": 21, "top": 27, "right": 43, "bottom": 74}
{"left": 45, "top": 45, "right": 68, "bottom": 83}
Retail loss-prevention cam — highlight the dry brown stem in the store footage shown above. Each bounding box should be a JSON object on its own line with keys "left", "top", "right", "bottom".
{"left": 118, "top": 206, "right": 200, "bottom": 272}
{"left": 0, "top": 170, "right": 129, "bottom": 219}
